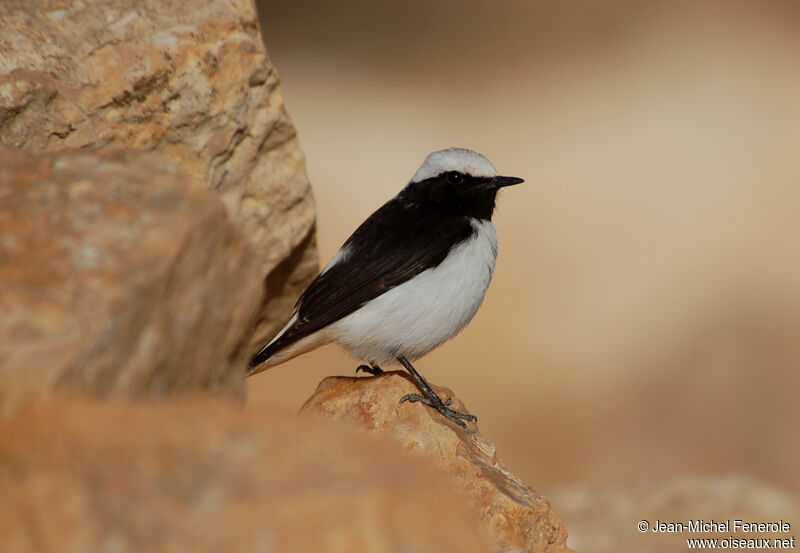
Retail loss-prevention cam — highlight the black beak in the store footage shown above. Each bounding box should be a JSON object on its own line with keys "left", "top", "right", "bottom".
{"left": 492, "top": 175, "right": 524, "bottom": 189}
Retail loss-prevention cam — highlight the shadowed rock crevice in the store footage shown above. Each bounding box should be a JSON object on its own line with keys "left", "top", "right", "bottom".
{"left": 251, "top": 224, "right": 320, "bottom": 350}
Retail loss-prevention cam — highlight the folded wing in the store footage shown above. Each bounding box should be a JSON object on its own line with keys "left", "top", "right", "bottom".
{"left": 248, "top": 198, "right": 474, "bottom": 370}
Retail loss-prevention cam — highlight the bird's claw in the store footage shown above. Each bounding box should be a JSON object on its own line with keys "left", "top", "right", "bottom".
{"left": 398, "top": 393, "right": 476, "bottom": 428}
{"left": 398, "top": 392, "right": 426, "bottom": 406}
{"left": 355, "top": 363, "right": 383, "bottom": 376}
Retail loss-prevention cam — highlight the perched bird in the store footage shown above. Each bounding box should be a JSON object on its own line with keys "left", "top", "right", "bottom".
{"left": 249, "top": 148, "right": 523, "bottom": 427}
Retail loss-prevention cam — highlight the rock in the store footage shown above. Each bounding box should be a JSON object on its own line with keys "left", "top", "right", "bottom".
{"left": 0, "top": 398, "right": 492, "bottom": 553}
{"left": 548, "top": 476, "right": 800, "bottom": 553}
{"left": 300, "top": 371, "right": 573, "bottom": 553}
{"left": 0, "top": 0, "right": 318, "bottom": 343}
{"left": 0, "top": 148, "right": 262, "bottom": 412}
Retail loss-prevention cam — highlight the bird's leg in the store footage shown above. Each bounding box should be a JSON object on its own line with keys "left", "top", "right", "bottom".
{"left": 395, "top": 355, "right": 477, "bottom": 428}
{"left": 355, "top": 362, "right": 383, "bottom": 376}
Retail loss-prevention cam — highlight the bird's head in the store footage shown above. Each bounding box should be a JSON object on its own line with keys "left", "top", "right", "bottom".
{"left": 405, "top": 148, "right": 523, "bottom": 220}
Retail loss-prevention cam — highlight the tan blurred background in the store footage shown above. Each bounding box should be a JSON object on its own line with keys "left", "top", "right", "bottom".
{"left": 248, "top": 0, "right": 800, "bottom": 498}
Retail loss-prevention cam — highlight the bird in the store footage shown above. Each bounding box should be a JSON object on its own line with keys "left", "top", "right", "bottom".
{"left": 248, "top": 147, "right": 523, "bottom": 427}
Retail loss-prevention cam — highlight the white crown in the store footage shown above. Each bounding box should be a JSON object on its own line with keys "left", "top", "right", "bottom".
{"left": 410, "top": 148, "right": 498, "bottom": 183}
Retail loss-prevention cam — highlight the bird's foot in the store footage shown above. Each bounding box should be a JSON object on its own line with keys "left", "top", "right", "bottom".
{"left": 398, "top": 393, "right": 477, "bottom": 428}
{"left": 355, "top": 363, "right": 383, "bottom": 376}
{"left": 394, "top": 355, "right": 477, "bottom": 428}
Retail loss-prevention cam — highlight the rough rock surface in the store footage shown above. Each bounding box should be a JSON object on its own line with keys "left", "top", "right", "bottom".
{"left": 0, "top": 399, "right": 491, "bottom": 553}
{"left": 548, "top": 476, "right": 800, "bottom": 553}
{"left": 301, "top": 371, "right": 573, "bottom": 553}
{"left": 0, "top": 148, "right": 262, "bottom": 412}
{"left": 0, "top": 0, "right": 317, "bottom": 343}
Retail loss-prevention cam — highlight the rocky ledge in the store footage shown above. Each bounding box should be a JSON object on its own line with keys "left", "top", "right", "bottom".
{"left": 302, "top": 372, "right": 573, "bottom": 553}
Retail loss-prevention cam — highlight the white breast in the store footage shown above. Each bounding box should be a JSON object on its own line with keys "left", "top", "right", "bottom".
{"left": 327, "top": 219, "right": 498, "bottom": 365}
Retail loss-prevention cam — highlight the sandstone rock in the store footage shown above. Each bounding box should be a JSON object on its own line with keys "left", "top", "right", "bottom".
{"left": 0, "top": 148, "right": 262, "bottom": 411}
{"left": 548, "top": 476, "right": 800, "bottom": 553}
{"left": 0, "top": 399, "right": 491, "bottom": 553}
{"left": 300, "top": 371, "right": 573, "bottom": 553}
{"left": 0, "top": 0, "right": 318, "bottom": 343}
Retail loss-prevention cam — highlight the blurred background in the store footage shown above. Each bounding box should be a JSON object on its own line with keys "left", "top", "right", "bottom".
{"left": 248, "top": 0, "right": 800, "bottom": 499}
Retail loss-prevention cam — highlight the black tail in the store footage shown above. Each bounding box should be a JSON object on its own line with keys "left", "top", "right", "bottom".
{"left": 248, "top": 341, "right": 279, "bottom": 374}
{"left": 247, "top": 323, "right": 308, "bottom": 375}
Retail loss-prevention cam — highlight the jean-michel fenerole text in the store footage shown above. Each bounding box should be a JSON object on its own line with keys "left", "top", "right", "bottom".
{"left": 651, "top": 520, "right": 791, "bottom": 533}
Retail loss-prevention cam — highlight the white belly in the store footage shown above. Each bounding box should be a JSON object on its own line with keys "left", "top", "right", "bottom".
{"left": 327, "top": 219, "right": 498, "bottom": 365}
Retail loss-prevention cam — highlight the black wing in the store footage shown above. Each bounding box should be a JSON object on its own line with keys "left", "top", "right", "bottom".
{"left": 249, "top": 195, "right": 475, "bottom": 367}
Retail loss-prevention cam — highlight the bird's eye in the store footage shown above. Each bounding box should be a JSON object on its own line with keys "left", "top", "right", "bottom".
{"left": 448, "top": 172, "right": 463, "bottom": 184}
